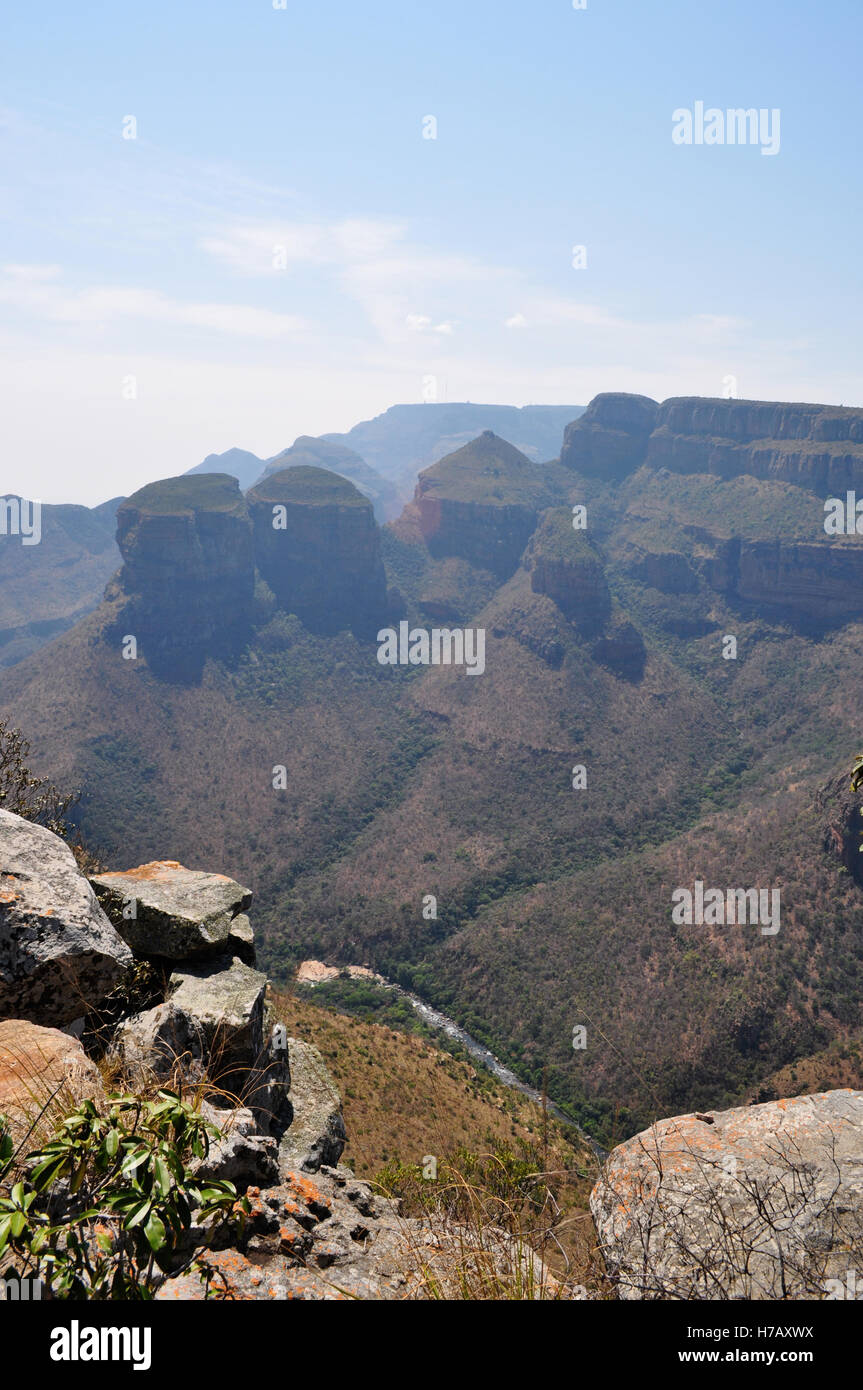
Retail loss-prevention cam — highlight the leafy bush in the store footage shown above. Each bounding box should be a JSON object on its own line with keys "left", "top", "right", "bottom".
{"left": 0, "top": 1090, "right": 245, "bottom": 1299}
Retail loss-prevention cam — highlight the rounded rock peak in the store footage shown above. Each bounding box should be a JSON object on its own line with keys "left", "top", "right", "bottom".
{"left": 247, "top": 465, "right": 368, "bottom": 508}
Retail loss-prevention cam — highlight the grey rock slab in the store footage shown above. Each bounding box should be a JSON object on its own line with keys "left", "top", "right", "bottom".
{"left": 190, "top": 1102, "right": 280, "bottom": 1190}
{"left": 90, "top": 860, "right": 252, "bottom": 960}
{"left": 0, "top": 809, "right": 132, "bottom": 1027}
{"left": 278, "top": 1038, "right": 346, "bottom": 1174}
{"left": 113, "top": 956, "right": 289, "bottom": 1129}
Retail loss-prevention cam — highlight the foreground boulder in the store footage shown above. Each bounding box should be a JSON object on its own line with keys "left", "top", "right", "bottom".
{"left": 591, "top": 1089, "right": 863, "bottom": 1299}
{"left": 0, "top": 810, "right": 132, "bottom": 1027}
{"left": 91, "top": 861, "right": 252, "bottom": 961}
{"left": 0, "top": 1019, "right": 105, "bottom": 1147}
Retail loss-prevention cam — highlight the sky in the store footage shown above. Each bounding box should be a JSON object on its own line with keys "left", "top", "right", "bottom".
{"left": 1, "top": 0, "right": 861, "bottom": 505}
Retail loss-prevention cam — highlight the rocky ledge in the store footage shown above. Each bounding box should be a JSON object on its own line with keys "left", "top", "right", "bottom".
{"left": 0, "top": 810, "right": 557, "bottom": 1299}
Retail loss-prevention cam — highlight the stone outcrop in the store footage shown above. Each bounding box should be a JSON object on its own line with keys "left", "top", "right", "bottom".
{"left": 247, "top": 466, "right": 388, "bottom": 638}
{"left": 278, "top": 1038, "right": 347, "bottom": 1174}
{"left": 0, "top": 809, "right": 132, "bottom": 1027}
{"left": 560, "top": 394, "right": 659, "bottom": 479}
{"left": 191, "top": 1102, "right": 280, "bottom": 1189}
{"left": 113, "top": 473, "right": 255, "bottom": 681}
{"left": 591, "top": 1090, "right": 863, "bottom": 1300}
{"left": 525, "top": 509, "right": 612, "bottom": 634}
{"left": 91, "top": 861, "right": 252, "bottom": 961}
{"left": 155, "top": 1163, "right": 559, "bottom": 1301}
{"left": 411, "top": 432, "right": 561, "bottom": 579}
{"left": 0, "top": 1019, "right": 105, "bottom": 1147}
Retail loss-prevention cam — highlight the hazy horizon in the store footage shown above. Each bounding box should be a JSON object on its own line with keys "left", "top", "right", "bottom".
{"left": 3, "top": 0, "right": 862, "bottom": 504}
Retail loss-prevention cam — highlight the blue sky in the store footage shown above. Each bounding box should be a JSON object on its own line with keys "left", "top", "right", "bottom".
{"left": 1, "top": 0, "right": 861, "bottom": 504}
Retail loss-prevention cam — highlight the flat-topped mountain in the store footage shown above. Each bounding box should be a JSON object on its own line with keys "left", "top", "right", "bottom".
{"left": 563, "top": 391, "right": 863, "bottom": 493}
{"left": 246, "top": 466, "right": 388, "bottom": 638}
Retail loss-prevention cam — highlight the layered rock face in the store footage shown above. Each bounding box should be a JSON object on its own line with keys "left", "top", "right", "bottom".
{"left": 412, "top": 431, "right": 557, "bottom": 578}
{"left": 0, "top": 809, "right": 132, "bottom": 1026}
{"left": 247, "top": 466, "right": 388, "bottom": 638}
{"left": 699, "top": 536, "right": 863, "bottom": 624}
{"left": 561, "top": 392, "right": 863, "bottom": 494}
{"left": 591, "top": 1091, "right": 863, "bottom": 1300}
{"left": 114, "top": 474, "right": 254, "bottom": 680}
{"left": 648, "top": 397, "right": 863, "bottom": 492}
{"left": 525, "top": 509, "right": 612, "bottom": 634}
{"left": 560, "top": 394, "right": 659, "bottom": 479}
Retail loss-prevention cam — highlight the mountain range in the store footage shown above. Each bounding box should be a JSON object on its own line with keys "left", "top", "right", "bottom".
{"left": 3, "top": 390, "right": 863, "bottom": 1143}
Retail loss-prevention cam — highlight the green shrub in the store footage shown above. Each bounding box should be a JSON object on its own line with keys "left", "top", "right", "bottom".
{"left": 0, "top": 1090, "right": 246, "bottom": 1299}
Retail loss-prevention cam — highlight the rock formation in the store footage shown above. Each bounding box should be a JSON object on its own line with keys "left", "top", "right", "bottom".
{"left": 561, "top": 392, "right": 863, "bottom": 494}
{"left": 648, "top": 397, "right": 863, "bottom": 493}
{"left": 247, "top": 466, "right": 388, "bottom": 638}
{"left": 525, "top": 508, "right": 612, "bottom": 634}
{"left": 113, "top": 474, "right": 255, "bottom": 681}
{"left": 91, "top": 860, "right": 253, "bottom": 960}
{"left": 0, "top": 1018, "right": 105, "bottom": 1147}
{"left": 699, "top": 535, "right": 863, "bottom": 625}
{"left": 591, "top": 1090, "right": 863, "bottom": 1299}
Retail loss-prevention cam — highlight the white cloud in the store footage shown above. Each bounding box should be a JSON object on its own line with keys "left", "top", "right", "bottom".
{"left": 2, "top": 263, "right": 62, "bottom": 281}
{"left": 0, "top": 268, "right": 306, "bottom": 339}
{"left": 505, "top": 312, "right": 528, "bottom": 328}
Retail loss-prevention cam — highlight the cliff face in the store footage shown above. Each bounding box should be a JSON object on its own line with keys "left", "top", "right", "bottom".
{"left": 114, "top": 474, "right": 254, "bottom": 680}
{"left": 560, "top": 393, "right": 659, "bottom": 479}
{"left": 697, "top": 536, "right": 863, "bottom": 624}
{"left": 562, "top": 393, "right": 863, "bottom": 494}
{"left": 247, "top": 466, "right": 388, "bottom": 638}
{"left": 412, "top": 431, "right": 559, "bottom": 578}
